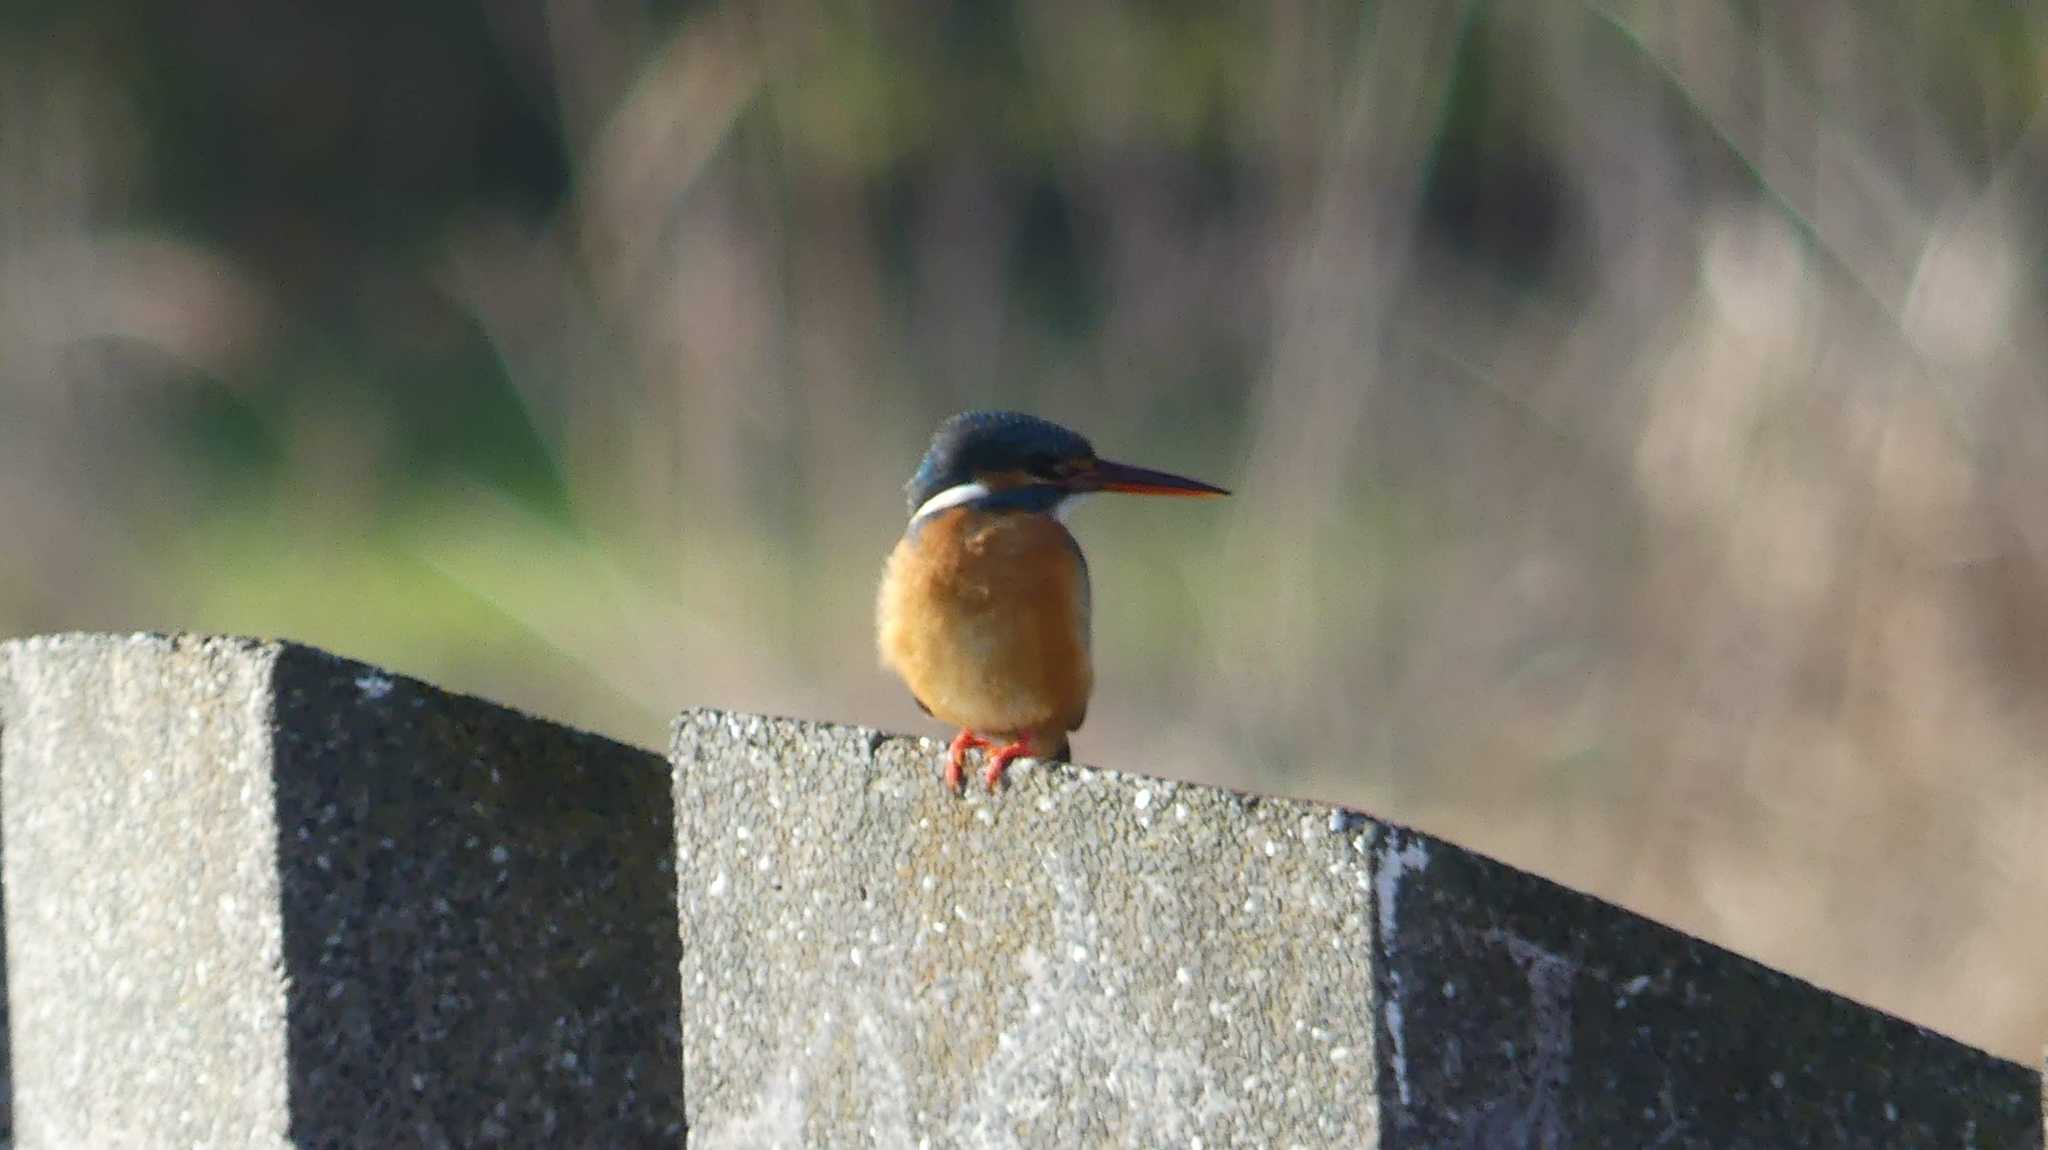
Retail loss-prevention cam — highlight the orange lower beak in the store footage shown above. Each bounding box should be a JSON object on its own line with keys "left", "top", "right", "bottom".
{"left": 1083, "top": 459, "right": 1231, "bottom": 498}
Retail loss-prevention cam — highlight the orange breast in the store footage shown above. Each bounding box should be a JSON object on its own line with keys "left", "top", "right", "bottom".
{"left": 876, "top": 506, "right": 1092, "bottom": 740}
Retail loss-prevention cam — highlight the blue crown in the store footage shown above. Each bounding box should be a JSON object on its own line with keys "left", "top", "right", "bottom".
{"left": 905, "top": 411, "right": 1094, "bottom": 513}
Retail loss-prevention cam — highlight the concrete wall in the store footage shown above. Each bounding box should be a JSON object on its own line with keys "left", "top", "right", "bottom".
{"left": 0, "top": 634, "right": 683, "bottom": 1148}
{"left": 674, "top": 711, "right": 2041, "bottom": 1149}
{"left": 0, "top": 633, "right": 2040, "bottom": 1147}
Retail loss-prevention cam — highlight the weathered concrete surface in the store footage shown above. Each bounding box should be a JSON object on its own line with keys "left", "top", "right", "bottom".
{"left": 673, "top": 711, "right": 1376, "bottom": 1147}
{"left": 673, "top": 710, "right": 2042, "bottom": 1149}
{"left": 1373, "top": 822, "right": 2038, "bottom": 1149}
{"left": 0, "top": 633, "right": 683, "bottom": 1148}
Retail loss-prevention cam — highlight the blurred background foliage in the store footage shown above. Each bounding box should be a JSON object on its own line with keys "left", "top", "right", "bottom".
{"left": 3, "top": 0, "right": 2047, "bottom": 1059}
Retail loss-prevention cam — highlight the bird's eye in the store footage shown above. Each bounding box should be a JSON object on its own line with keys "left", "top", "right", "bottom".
{"left": 1026, "top": 456, "right": 1062, "bottom": 479}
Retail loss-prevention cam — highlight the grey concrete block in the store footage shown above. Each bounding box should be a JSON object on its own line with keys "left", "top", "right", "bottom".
{"left": 674, "top": 711, "right": 1377, "bottom": 1148}
{"left": 1373, "top": 818, "right": 2037, "bottom": 1149}
{"left": 0, "top": 633, "right": 682, "bottom": 1149}
{"left": 672, "top": 709, "right": 2041, "bottom": 1149}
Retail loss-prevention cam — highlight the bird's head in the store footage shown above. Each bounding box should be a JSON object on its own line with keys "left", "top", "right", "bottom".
{"left": 905, "top": 411, "right": 1229, "bottom": 523}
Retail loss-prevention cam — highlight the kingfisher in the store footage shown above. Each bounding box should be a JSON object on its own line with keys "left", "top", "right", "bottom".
{"left": 877, "top": 411, "right": 1229, "bottom": 792}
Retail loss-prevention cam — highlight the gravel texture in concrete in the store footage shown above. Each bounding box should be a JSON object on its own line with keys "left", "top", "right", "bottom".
{"left": 1, "top": 633, "right": 683, "bottom": 1148}
{"left": 673, "top": 710, "right": 1378, "bottom": 1148}
{"left": 674, "top": 708, "right": 2041, "bottom": 1150}
{"left": 3, "top": 634, "right": 286, "bottom": 1149}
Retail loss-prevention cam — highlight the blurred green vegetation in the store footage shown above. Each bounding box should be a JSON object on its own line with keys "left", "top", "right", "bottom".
{"left": 4, "top": 0, "right": 2048, "bottom": 1061}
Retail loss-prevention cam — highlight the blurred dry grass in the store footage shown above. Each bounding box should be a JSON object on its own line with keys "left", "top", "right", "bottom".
{"left": 3, "top": 1, "right": 2047, "bottom": 1062}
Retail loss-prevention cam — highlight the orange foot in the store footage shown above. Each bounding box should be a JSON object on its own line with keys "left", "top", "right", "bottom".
{"left": 984, "top": 740, "right": 1031, "bottom": 792}
{"left": 946, "top": 730, "right": 990, "bottom": 793}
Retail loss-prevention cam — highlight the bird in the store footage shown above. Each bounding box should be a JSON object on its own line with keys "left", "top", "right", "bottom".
{"left": 877, "top": 411, "right": 1229, "bottom": 792}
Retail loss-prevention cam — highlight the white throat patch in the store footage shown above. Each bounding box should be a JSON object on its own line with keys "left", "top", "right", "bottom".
{"left": 909, "top": 481, "right": 991, "bottom": 525}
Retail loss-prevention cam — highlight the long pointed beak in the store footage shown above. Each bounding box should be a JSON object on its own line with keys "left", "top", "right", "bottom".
{"left": 1081, "top": 458, "right": 1231, "bottom": 498}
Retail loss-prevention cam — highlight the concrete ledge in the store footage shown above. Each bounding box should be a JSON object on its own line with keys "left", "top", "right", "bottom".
{"left": 0, "top": 639, "right": 2036, "bottom": 1147}
{"left": 673, "top": 710, "right": 2042, "bottom": 1149}
{"left": 0, "top": 634, "right": 683, "bottom": 1147}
